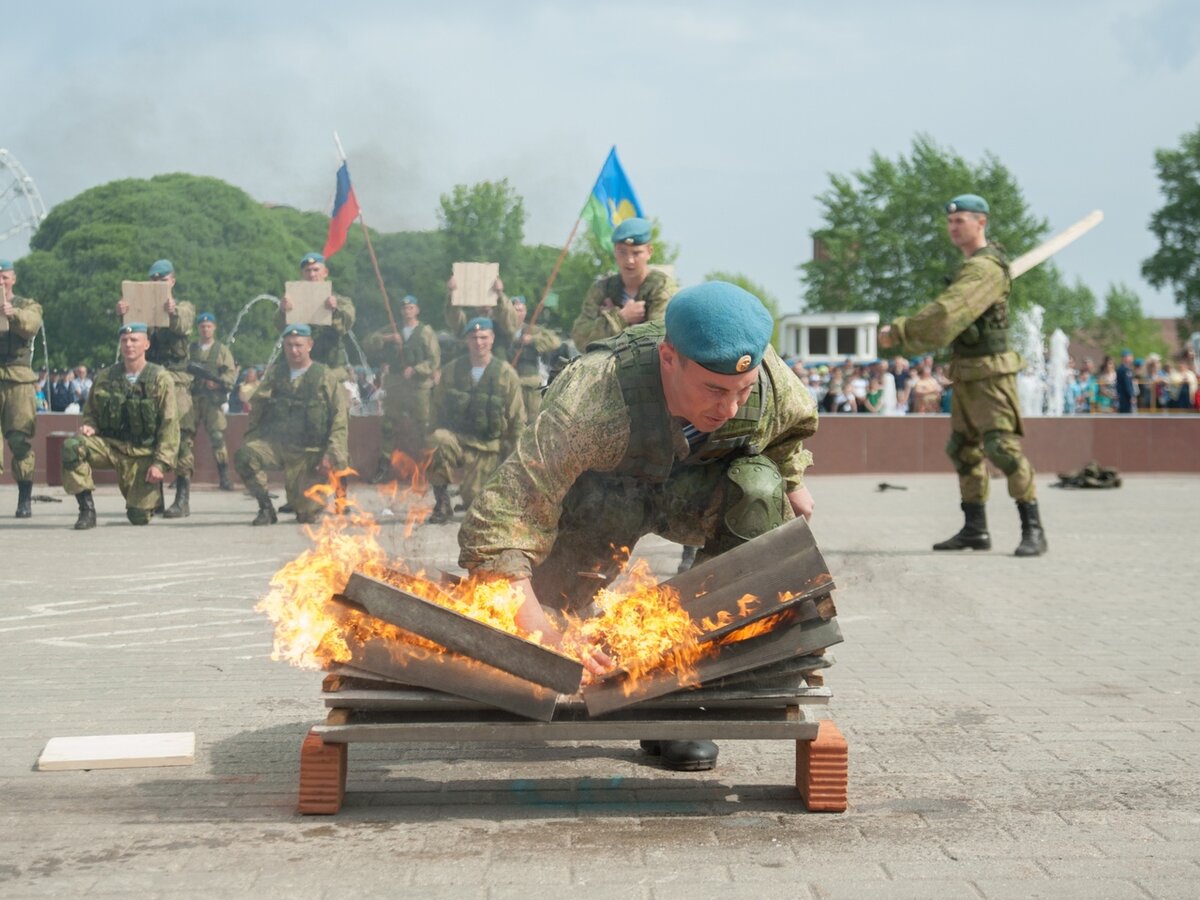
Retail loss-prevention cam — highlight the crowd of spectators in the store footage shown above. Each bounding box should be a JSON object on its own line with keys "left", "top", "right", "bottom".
{"left": 788, "top": 356, "right": 953, "bottom": 415}
{"left": 1066, "top": 350, "right": 1199, "bottom": 414}
{"left": 34, "top": 366, "right": 93, "bottom": 413}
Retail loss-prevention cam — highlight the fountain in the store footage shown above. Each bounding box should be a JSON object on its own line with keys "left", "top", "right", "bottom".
{"left": 1012, "top": 304, "right": 1072, "bottom": 416}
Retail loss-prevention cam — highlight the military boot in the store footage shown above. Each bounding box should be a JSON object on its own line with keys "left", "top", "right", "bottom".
{"left": 74, "top": 491, "right": 97, "bottom": 530}
{"left": 677, "top": 545, "right": 699, "bottom": 573}
{"left": 1014, "top": 500, "right": 1048, "bottom": 557}
{"left": 932, "top": 502, "right": 991, "bottom": 551}
{"left": 162, "top": 477, "right": 191, "bottom": 518}
{"left": 15, "top": 480, "right": 33, "bottom": 518}
{"left": 216, "top": 462, "right": 235, "bottom": 491}
{"left": 369, "top": 460, "right": 392, "bottom": 484}
{"left": 428, "top": 485, "right": 453, "bottom": 525}
{"left": 640, "top": 739, "right": 719, "bottom": 772}
{"left": 252, "top": 494, "right": 278, "bottom": 526}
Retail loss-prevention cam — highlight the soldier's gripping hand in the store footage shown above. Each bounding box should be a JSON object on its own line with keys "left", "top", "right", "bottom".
{"left": 619, "top": 299, "right": 647, "bottom": 325}
{"left": 878, "top": 325, "right": 895, "bottom": 350}
{"left": 788, "top": 485, "right": 815, "bottom": 521}
{"left": 146, "top": 465, "right": 166, "bottom": 484}
{"left": 512, "top": 577, "right": 613, "bottom": 677}
{"left": 79, "top": 424, "right": 96, "bottom": 437}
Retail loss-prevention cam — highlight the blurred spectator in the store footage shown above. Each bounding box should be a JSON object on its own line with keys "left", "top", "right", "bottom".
{"left": 911, "top": 358, "right": 943, "bottom": 414}
{"left": 73, "top": 365, "right": 93, "bottom": 404}
{"left": 232, "top": 366, "right": 261, "bottom": 414}
{"left": 892, "top": 356, "right": 912, "bottom": 412}
{"left": 50, "top": 369, "right": 73, "bottom": 412}
{"left": 821, "top": 368, "right": 856, "bottom": 413}
{"left": 1069, "top": 369, "right": 1092, "bottom": 414}
{"left": 1095, "top": 356, "right": 1117, "bottom": 411}
{"left": 863, "top": 371, "right": 885, "bottom": 414}
{"left": 1115, "top": 350, "right": 1136, "bottom": 413}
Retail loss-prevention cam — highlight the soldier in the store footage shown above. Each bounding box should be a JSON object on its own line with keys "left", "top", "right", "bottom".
{"left": 427, "top": 317, "right": 525, "bottom": 525}
{"left": 569, "top": 217, "right": 678, "bottom": 350}
{"left": 234, "top": 324, "right": 349, "bottom": 526}
{"left": 61, "top": 323, "right": 180, "bottom": 529}
{"left": 507, "top": 295, "right": 562, "bottom": 422}
{"left": 444, "top": 275, "right": 518, "bottom": 359}
{"left": 115, "top": 259, "right": 195, "bottom": 519}
{"left": 459, "top": 282, "right": 818, "bottom": 771}
{"left": 878, "top": 193, "right": 1047, "bottom": 557}
{"left": 277, "top": 252, "right": 356, "bottom": 368}
{"left": 188, "top": 312, "right": 237, "bottom": 490}
{"left": 0, "top": 259, "right": 42, "bottom": 518}
{"left": 364, "top": 295, "right": 441, "bottom": 483}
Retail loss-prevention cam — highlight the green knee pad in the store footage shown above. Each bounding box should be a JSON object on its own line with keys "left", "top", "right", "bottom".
{"left": 127, "top": 508, "right": 152, "bottom": 525}
{"left": 8, "top": 431, "right": 33, "bottom": 461}
{"left": 944, "top": 431, "right": 976, "bottom": 476}
{"left": 983, "top": 430, "right": 1021, "bottom": 475}
{"left": 61, "top": 436, "right": 88, "bottom": 468}
{"left": 723, "top": 455, "right": 786, "bottom": 541}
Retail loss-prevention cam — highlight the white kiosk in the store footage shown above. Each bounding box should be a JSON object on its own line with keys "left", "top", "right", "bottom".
{"left": 777, "top": 311, "right": 881, "bottom": 364}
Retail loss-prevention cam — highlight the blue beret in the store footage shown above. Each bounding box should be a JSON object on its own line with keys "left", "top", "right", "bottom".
{"left": 665, "top": 281, "right": 774, "bottom": 375}
{"left": 1121, "top": 348, "right": 1133, "bottom": 356}
{"left": 197, "top": 312, "right": 216, "bottom": 324}
{"left": 0, "top": 259, "right": 13, "bottom": 272}
{"left": 510, "top": 295, "right": 527, "bottom": 304}
{"left": 464, "top": 317, "right": 494, "bottom": 334}
{"left": 611, "top": 217, "right": 652, "bottom": 246}
{"left": 119, "top": 322, "right": 149, "bottom": 335}
{"left": 1134, "top": 358, "right": 1144, "bottom": 366}
{"left": 282, "top": 323, "right": 312, "bottom": 338}
{"left": 299, "top": 252, "right": 325, "bottom": 268}
{"left": 148, "top": 259, "right": 174, "bottom": 277}
{"left": 401, "top": 294, "right": 419, "bottom": 308}
{"left": 945, "top": 194, "right": 989, "bottom": 214}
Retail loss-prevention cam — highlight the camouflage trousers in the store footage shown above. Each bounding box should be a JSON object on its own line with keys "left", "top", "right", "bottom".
{"left": 61, "top": 434, "right": 161, "bottom": 515}
{"left": 234, "top": 438, "right": 326, "bottom": 518}
{"left": 532, "top": 458, "right": 790, "bottom": 614}
{"left": 379, "top": 377, "right": 432, "bottom": 467}
{"left": 0, "top": 379, "right": 36, "bottom": 481}
{"left": 947, "top": 373, "right": 1036, "bottom": 503}
{"left": 520, "top": 383, "right": 543, "bottom": 423}
{"left": 174, "top": 382, "right": 196, "bottom": 478}
{"left": 193, "top": 395, "right": 228, "bottom": 466}
{"left": 426, "top": 428, "right": 500, "bottom": 509}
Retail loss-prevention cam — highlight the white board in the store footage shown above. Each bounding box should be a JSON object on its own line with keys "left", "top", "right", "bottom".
{"left": 121, "top": 281, "right": 172, "bottom": 329}
{"left": 450, "top": 262, "right": 500, "bottom": 307}
{"left": 37, "top": 731, "right": 195, "bottom": 771}
{"left": 285, "top": 280, "right": 334, "bottom": 326}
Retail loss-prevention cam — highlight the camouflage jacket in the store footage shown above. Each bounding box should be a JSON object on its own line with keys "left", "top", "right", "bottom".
{"left": 458, "top": 329, "right": 818, "bottom": 579}
{"left": 189, "top": 339, "right": 237, "bottom": 399}
{"left": 83, "top": 362, "right": 180, "bottom": 469}
{"left": 445, "top": 292, "right": 520, "bottom": 360}
{"left": 0, "top": 295, "right": 43, "bottom": 383}
{"left": 570, "top": 269, "right": 678, "bottom": 349}
{"left": 363, "top": 322, "right": 440, "bottom": 387}
{"left": 433, "top": 354, "right": 526, "bottom": 453}
{"left": 508, "top": 323, "right": 562, "bottom": 387}
{"left": 246, "top": 362, "right": 349, "bottom": 467}
{"left": 889, "top": 244, "right": 1021, "bottom": 383}
{"left": 275, "top": 293, "right": 356, "bottom": 368}
{"left": 146, "top": 301, "right": 196, "bottom": 388}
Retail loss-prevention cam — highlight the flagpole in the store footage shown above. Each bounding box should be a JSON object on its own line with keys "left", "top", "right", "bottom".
{"left": 512, "top": 216, "right": 581, "bottom": 368}
{"left": 332, "top": 132, "right": 400, "bottom": 339}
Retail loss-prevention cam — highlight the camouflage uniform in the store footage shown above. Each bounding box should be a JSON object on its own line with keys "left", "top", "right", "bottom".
{"left": 428, "top": 354, "right": 525, "bottom": 509}
{"left": 189, "top": 337, "right": 237, "bottom": 466}
{"left": 234, "top": 362, "right": 349, "bottom": 519}
{"left": 569, "top": 269, "right": 678, "bottom": 349}
{"left": 276, "top": 296, "right": 356, "bottom": 368}
{"left": 508, "top": 321, "right": 562, "bottom": 421}
{"left": 0, "top": 294, "right": 43, "bottom": 484}
{"left": 445, "top": 293, "right": 520, "bottom": 359}
{"left": 146, "top": 303, "right": 196, "bottom": 478}
{"left": 889, "top": 244, "right": 1035, "bottom": 504}
{"left": 62, "top": 363, "right": 180, "bottom": 520}
{"left": 459, "top": 322, "right": 818, "bottom": 613}
{"left": 364, "top": 321, "right": 440, "bottom": 465}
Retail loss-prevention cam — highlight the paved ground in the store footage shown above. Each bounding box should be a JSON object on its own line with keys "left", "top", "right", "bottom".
{"left": 1, "top": 473, "right": 1197, "bottom": 899}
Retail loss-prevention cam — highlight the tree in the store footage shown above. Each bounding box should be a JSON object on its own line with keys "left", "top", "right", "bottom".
{"left": 800, "top": 134, "right": 1096, "bottom": 331}
{"left": 1142, "top": 124, "right": 1200, "bottom": 326}
{"left": 703, "top": 271, "right": 781, "bottom": 344}
{"left": 438, "top": 179, "right": 525, "bottom": 272}
{"left": 1090, "top": 283, "right": 1169, "bottom": 360}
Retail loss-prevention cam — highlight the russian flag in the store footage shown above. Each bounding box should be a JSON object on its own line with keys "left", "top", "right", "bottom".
{"left": 322, "top": 161, "right": 360, "bottom": 259}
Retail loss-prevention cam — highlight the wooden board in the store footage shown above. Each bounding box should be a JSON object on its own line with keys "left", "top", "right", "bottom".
{"left": 337, "top": 573, "right": 583, "bottom": 695}
{"left": 449, "top": 262, "right": 500, "bottom": 307}
{"left": 120, "top": 281, "right": 171, "bottom": 328}
{"left": 37, "top": 732, "right": 195, "bottom": 771}
{"left": 1011, "top": 210, "right": 1103, "bottom": 278}
{"left": 285, "top": 280, "right": 334, "bottom": 326}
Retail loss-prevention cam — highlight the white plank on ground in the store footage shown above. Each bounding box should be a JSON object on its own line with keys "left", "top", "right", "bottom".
{"left": 37, "top": 732, "right": 195, "bottom": 771}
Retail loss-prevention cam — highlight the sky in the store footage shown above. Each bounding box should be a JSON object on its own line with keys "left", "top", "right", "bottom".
{"left": 4, "top": 0, "right": 1198, "bottom": 318}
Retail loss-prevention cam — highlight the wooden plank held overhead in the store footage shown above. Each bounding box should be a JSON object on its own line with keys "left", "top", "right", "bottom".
{"left": 336, "top": 572, "right": 584, "bottom": 695}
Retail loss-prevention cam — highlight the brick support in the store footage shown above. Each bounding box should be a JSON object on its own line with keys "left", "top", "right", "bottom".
{"left": 796, "top": 719, "right": 848, "bottom": 812}
{"left": 297, "top": 729, "right": 347, "bottom": 815}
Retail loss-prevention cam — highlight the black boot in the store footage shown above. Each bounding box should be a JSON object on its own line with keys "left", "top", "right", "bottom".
{"left": 1014, "top": 500, "right": 1048, "bottom": 557}
{"left": 640, "top": 739, "right": 719, "bottom": 771}
{"left": 252, "top": 494, "right": 278, "bottom": 526}
{"left": 15, "top": 480, "right": 33, "bottom": 518}
{"left": 217, "top": 461, "right": 235, "bottom": 491}
{"left": 677, "top": 545, "right": 699, "bottom": 574}
{"left": 162, "top": 477, "right": 190, "bottom": 518}
{"left": 369, "top": 460, "right": 392, "bottom": 484}
{"left": 428, "top": 485, "right": 453, "bottom": 525}
{"left": 932, "top": 502, "right": 991, "bottom": 551}
{"left": 74, "top": 490, "right": 97, "bottom": 530}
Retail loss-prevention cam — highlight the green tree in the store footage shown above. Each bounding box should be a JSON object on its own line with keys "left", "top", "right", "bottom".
{"left": 1142, "top": 124, "right": 1200, "bottom": 326}
{"left": 438, "top": 179, "right": 525, "bottom": 271}
{"left": 703, "top": 270, "right": 781, "bottom": 344}
{"left": 1091, "top": 283, "right": 1169, "bottom": 360}
{"left": 800, "top": 134, "right": 1095, "bottom": 330}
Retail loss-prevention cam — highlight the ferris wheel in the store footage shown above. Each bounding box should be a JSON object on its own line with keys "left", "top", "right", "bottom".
{"left": 0, "top": 148, "right": 48, "bottom": 245}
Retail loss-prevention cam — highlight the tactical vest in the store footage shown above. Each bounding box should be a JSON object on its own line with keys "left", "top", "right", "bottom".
{"left": 951, "top": 244, "right": 1012, "bottom": 359}
{"left": 92, "top": 364, "right": 166, "bottom": 448}
{"left": 147, "top": 324, "right": 191, "bottom": 372}
{"left": 596, "top": 323, "right": 769, "bottom": 485}
{"left": 401, "top": 324, "right": 435, "bottom": 370}
{"left": 443, "top": 359, "right": 508, "bottom": 441}
{"left": 0, "top": 299, "right": 35, "bottom": 368}
{"left": 262, "top": 364, "right": 334, "bottom": 447}
{"left": 510, "top": 328, "right": 540, "bottom": 379}
{"left": 190, "top": 341, "right": 231, "bottom": 398}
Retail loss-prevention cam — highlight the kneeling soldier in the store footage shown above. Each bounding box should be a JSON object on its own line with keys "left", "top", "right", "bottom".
{"left": 234, "top": 324, "right": 348, "bottom": 525}
{"left": 62, "top": 323, "right": 179, "bottom": 528}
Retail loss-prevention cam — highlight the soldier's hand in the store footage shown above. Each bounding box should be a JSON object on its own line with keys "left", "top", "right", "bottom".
{"left": 788, "top": 485, "right": 815, "bottom": 521}
{"left": 316, "top": 456, "right": 332, "bottom": 477}
{"left": 0, "top": 300, "right": 13, "bottom": 317}
{"left": 446, "top": 276, "right": 457, "bottom": 291}
{"left": 146, "top": 464, "right": 166, "bottom": 484}
{"left": 493, "top": 277, "right": 504, "bottom": 294}
{"left": 115, "top": 299, "right": 130, "bottom": 317}
{"left": 164, "top": 296, "right": 176, "bottom": 315}
{"left": 279, "top": 295, "right": 293, "bottom": 312}
{"left": 403, "top": 366, "right": 415, "bottom": 378}
{"left": 79, "top": 424, "right": 96, "bottom": 437}
{"left": 878, "top": 325, "right": 895, "bottom": 349}
{"left": 619, "top": 299, "right": 647, "bottom": 325}
{"left": 325, "top": 295, "right": 338, "bottom": 310}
